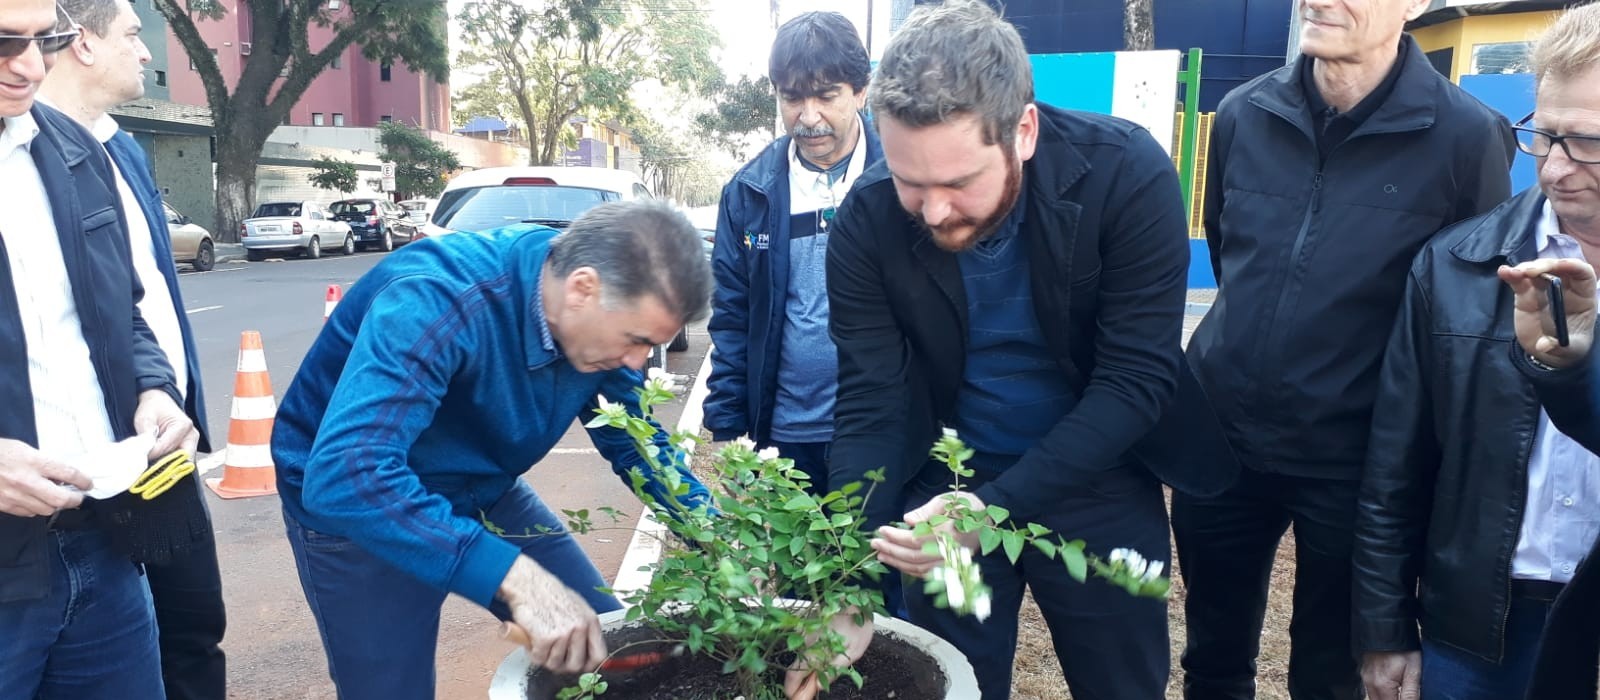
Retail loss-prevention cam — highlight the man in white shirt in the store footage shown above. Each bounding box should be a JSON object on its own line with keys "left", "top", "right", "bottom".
{"left": 0, "top": 0, "right": 196, "bottom": 697}
{"left": 38, "top": 0, "right": 222, "bottom": 697}
{"left": 1352, "top": 5, "right": 1600, "bottom": 699}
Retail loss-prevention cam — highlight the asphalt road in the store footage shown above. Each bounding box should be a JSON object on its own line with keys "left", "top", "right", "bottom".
{"left": 176, "top": 251, "right": 711, "bottom": 699}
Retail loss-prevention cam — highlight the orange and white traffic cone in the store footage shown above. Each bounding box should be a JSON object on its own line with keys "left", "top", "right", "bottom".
{"left": 324, "top": 284, "right": 343, "bottom": 323}
{"left": 204, "top": 330, "right": 278, "bottom": 499}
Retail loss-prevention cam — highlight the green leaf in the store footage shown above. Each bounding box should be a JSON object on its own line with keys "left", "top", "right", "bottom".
{"left": 1002, "top": 530, "right": 1025, "bottom": 563}
{"left": 1063, "top": 543, "right": 1087, "bottom": 583}
{"left": 978, "top": 527, "right": 1002, "bottom": 555}
{"left": 1033, "top": 538, "right": 1057, "bottom": 559}
{"left": 985, "top": 505, "right": 1011, "bottom": 525}
{"left": 1026, "top": 522, "right": 1050, "bottom": 537}
{"left": 783, "top": 494, "right": 818, "bottom": 511}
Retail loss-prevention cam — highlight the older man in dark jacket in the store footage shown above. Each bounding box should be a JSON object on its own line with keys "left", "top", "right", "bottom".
{"left": 819, "top": 2, "right": 1231, "bottom": 698}
{"left": 1355, "top": 5, "right": 1600, "bottom": 699}
{"left": 1176, "top": 0, "right": 1516, "bottom": 697}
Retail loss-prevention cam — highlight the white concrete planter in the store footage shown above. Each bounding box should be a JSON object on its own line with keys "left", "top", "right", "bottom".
{"left": 490, "top": 608, "right": 979, "bottom": 699}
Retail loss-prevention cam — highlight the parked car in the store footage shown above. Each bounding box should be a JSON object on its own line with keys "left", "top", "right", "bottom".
{"left": 397, "top": 197, "right": 438, "bottom": 226}
{"left": 331, "top": 198, "right": 417, "bottom": 252}
{"left": 164, "top": 203, "right": 215, "bottom": 272}
{"left": 423, "top": 166, "right": 651, "bottom": 238}
{"left": 423, "top": 167, "right": 690, "bottom": 363}
{"left": 241, "top": 200, "right": 355, "bottom": 261}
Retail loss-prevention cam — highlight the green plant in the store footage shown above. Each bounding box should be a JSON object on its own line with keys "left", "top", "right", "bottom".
{"left": 538, "top": 372, "right": 1170, "bottom": 699}
{"left": 308, "top": 156, "right": 360, "bottom": 193}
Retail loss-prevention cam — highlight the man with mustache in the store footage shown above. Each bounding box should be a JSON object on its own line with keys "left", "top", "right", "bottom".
{"left": 705, "top": 11, "right": 879, "bottom": 502}
{"left": 819, "top": 1, "right": 1205, "bottom": 697}
{"left": 1177, "top": 0, "right": 1515, "bottom": 698}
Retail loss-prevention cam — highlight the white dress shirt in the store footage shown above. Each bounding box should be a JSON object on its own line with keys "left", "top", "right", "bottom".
{"left": 1511, "top": 199, "right": 1600, "bottom": 584}
{"left": 92, "top": 114, "right": 187, "bottom": 399}
{"left": 0, "top": 113, "right": 116, "bottom": 458}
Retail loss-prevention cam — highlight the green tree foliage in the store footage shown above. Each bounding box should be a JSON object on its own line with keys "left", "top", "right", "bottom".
{"left": 154, "top": 0, "right": 450, "bottom": 241}
{"left": 308, "top": 156, "right": 360, "bottom": 193}
{"left": 378, "top": 121, "right": 462, "bottom": 199}
{"left": 630, "top": 121, "right": 724, "bottom": 207}
{"left": 693, "top": 75, "right": 777, "bottom": 162}
{"left": 455, "top": 0, "right": 721, "bottom": 166}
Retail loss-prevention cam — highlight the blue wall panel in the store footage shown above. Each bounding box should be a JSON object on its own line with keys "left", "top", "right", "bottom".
{"left": 1460, "top": 73, "right": 1539, "bottom": 194}
{"left": 1030, "top": 53, "right": 1117, "bottom": 113}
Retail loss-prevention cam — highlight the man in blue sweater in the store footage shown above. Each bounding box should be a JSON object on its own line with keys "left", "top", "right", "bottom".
{"left": 271, "top": 199, "right": 713, "bottom": 699}
{"left": 40, "top": 1, "right": 224, "bottom": 697}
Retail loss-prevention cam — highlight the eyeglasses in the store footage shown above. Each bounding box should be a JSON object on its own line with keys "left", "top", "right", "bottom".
{"left": 1513, "top": 111, "right": 1600, "bottom": 165}
{"left": 0, "top": 5, "right": 80, "bottom": 59}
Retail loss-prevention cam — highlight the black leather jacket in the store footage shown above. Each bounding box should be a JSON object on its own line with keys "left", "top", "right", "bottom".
{"left": 1352, "top": 189, "right": 1566, "bottom": 662}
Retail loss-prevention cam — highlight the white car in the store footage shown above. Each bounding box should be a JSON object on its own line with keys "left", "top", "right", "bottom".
{"left": 241, "top": 200, "right": 356, "bottom": 261}
{"left": 397, "top": 197, "right": 438, "bottom": 226}
{"left": 422, "top": 166, "right": 651, "bottom": 238}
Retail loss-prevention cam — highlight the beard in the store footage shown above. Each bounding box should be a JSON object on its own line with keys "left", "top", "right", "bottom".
{"left": 919, "top": 149, "right": 1024, "bottom": 253}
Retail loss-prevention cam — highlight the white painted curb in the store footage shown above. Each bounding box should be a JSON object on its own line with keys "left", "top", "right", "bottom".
{"left": 610, "top": 350, "right": 714, "bottom": 599}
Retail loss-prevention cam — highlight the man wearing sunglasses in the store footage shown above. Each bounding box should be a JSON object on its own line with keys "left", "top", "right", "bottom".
{"left": 37, "top": 0, "right": 224, "bottom": 698}
{"left": 0, "top": 0, "right": 195, "bottom": 697}
{"left": 1352, "top": 4, "right": 1600, "bottom": 699}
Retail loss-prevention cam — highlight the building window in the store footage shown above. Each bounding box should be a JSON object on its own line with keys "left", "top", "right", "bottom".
{"left": 380, "top": 115, "right": 392, "bottom": 123}
{"left": 312, "top": 112, "right": 325, "bottom": 126}
{"left": 331, "top": 53, "right": 342, "bottom": 69}
{"left": 380, "top": 63, "right": 391, "bottom": 82}
{"left": 1471, "top": 41, "right": 1532, "bottom": 75}
{"left": 155, "top": 70, "right": 166, "bottom": 86}
{"left": 333, "top": 113, "right": 345, "bottom": 127}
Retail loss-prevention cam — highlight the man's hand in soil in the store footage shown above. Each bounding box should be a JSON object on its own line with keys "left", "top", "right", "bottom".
{"left": 497, "top": 555, "right": 606, "bottom": 674}
{"left": 0, "top": 437, "right": 91, "bottom": 517}
{"left": 1361, "top": 650, "right": 1421, "bottom": 700}
{"left": 870, "top": 491, "right": 985, "bottom": 577}
{"left": 783, "top": 606, "right": 874, "bottom": 700}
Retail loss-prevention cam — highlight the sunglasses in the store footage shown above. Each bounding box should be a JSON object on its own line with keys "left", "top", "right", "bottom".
{"left": 0, "top": 6, "right": 80, "bottom": 60}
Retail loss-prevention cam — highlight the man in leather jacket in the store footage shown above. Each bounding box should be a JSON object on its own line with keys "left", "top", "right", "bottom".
{"left": 1353, "top": 5, "right": 1600, "bottom": 698}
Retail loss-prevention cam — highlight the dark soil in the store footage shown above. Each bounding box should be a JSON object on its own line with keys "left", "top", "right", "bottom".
{"left": 526, "top": 623, "right": 948, "bottom": 699}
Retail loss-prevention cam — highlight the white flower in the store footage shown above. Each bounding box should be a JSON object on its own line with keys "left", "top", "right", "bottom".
{"left": 597, "top": 394, "right": 615, "bottom": 411}
{"left": 945, "top": 570, "right": 967, "bottom": 609}
{"left": 733, "top": 436, "right": 758, "bottom": 453}
{"left": 1124, "top": 551, "right": 1148, "bottom": 580}
{"left": 1109, "top": 548, "right": 1129, "bottom": 565}
{"left": 1143, "top": 561, "right": 1165, "bottom": 583}
{"left": 973, "top": 591, "right": 992, "bottom": 622}
{"left": 941, "top": 427, "right": 959, "bottom": 438}
{"left": 756, "top": 446, "right": 780, "bottom": 462}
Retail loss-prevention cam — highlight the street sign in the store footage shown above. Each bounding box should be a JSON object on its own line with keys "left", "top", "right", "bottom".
{"left": 380, "top": 162, "right": 397, "bottom": 192}
{"left": 381, "top": 177, "right": 396, "bottom": 192}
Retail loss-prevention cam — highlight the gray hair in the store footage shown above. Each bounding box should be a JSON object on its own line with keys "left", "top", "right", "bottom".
{"left": 869, "top": 0, "right": 1034, "bottom": 147}
{"left": 57, "top": 0, "right": 121, "bottom": 36}
{"left": 1531, "top": 1, "right": 1600, "bottom": 88}
{"left": 547, "top": 199, "right": 712, "bottom": 324}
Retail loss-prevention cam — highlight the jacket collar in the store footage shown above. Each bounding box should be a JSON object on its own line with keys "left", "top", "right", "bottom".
{"left": 28, "top": 104, "right": 95, "bottom": 168}
{"left": 1250, "top": 34, "right": 1439, "bottom": 141}
{"left": 510, "top": 229, "right": 564, "bottom": 371}
{"left": 1450, "top": 188, "right": 1547, "bottom": 266}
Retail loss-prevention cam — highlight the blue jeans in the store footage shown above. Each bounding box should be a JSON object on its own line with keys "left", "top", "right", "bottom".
{"left": 284, "top": 480, "right": 621, "bottom": 700}
{"left": 1421, "top": 594, "right": 1551, "bottom": 700}
{"left": 0, "top": 527, "right": 166, "bottom": 700}
{"left": 904, "top": 463, "right": 1171, "bottom": 700}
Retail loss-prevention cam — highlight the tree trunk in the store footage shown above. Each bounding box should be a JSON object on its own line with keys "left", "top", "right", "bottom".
{"left": 212, "top": 112, "right": 276, "bottom": 243}
{"left": 1123, "top": 0, "right": 1155, "bottom": 51}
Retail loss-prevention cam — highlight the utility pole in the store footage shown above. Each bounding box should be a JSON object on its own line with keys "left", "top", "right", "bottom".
{"left": 866, "top": 0, "right": 874, "bottom": 56}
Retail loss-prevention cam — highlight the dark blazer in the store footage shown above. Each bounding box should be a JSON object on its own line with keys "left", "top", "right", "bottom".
{"left": 105, "top": 130, "right": 211, "bottom": 451}
{"left": 1514, "top": 346, "right": 1600, "bottom": 699}
{"left": 826, "top": 103, "right": 1238, "bottom": 529}
{"left": 0, "top": 104, "right": 177, "bottom": 603}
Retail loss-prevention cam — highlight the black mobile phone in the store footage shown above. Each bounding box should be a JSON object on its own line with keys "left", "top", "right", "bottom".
{"left": 1543, "top": 273, "right": 1570, "bottom": 347}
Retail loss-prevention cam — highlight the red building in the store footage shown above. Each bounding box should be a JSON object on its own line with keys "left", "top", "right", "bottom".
{"left": 164, "top": 5, "right": 450, "bottom": 130}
